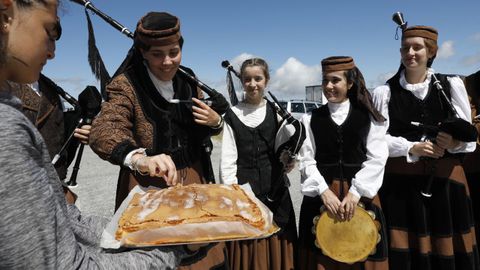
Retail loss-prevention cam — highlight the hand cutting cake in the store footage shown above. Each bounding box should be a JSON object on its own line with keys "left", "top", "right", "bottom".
{"left": 115, "top": 183, "right": 273, "bottom": 246}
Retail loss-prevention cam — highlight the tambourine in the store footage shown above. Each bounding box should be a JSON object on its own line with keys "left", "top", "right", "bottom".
{"left": 312, "top": 203, "right": 381, "bottom": 264}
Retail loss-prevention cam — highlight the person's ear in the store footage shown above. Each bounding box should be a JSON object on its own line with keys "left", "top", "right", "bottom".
{"left": 0, "top": 0, "right": 13, "bottom": 34}
{"left": 347, "top": 81, "right": 353, "bottom": 90}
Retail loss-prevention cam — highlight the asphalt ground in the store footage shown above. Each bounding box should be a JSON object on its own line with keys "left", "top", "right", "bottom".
{"left": 70, "top": 135, "right": 304, "bottom": 228}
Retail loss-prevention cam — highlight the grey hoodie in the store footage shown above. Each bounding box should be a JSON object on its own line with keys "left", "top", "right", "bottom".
{"left": 0, "top": 93, "right": 188, "bottom": 269}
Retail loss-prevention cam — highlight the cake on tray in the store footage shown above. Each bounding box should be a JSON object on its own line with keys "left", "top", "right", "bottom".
{"left": 115, "top": 183, "right": 275, "bottom": 246}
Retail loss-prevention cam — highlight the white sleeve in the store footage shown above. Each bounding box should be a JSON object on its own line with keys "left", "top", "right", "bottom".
{"left": 297, "top": 114, "right": 329, "bottom": 197}
{"left": 371, "top": 85, "right": 419, "bottom": 162}
{"left": 219, "top": 121, "right": 238, "bottom": 184}
{"left": 123, "top": 148, "right": 146, "bottom": 169}
{"left": 349, "top": 118, "right": 388, "bottom": 199}
{"left": 446, "top": 76, "right": 476, "bottom": 153}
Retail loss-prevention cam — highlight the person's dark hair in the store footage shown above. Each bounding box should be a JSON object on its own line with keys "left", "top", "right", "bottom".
{"left": 344, "top": 67, "right": 386, "bottom": 122}
{"left": 345, "top": 67, "right": 364, "bottom": 92}
{"left": 423, "top": 38, "right": 438, "bottom": 67}
{"left": 240, "top": 58, "right": 270, "bottom": 82}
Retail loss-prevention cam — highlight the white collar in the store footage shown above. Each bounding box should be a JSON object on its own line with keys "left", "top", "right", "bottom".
{"left": 399, "top": 68, "right": 435, "bottom": 92}
{"left": 327, "top": 98, "right": 350, "bottom": 113}
{"left": 327, "top": 99, "right": 350, "bottom": 125}
{"left": 144, "top": 63, "right": 174, "bottom": 100}
{"left": 239, "top": 98, "right": 266, "bottom": 109}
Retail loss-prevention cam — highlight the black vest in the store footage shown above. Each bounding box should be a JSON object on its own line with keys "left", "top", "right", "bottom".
{"left": 310, "top": 103, "right": 370, "bottom": 181}
{"left": 387, "top": 73, "right": 453, "bottom": 142}
{"left": 224, "top": 102, "right": 279, "bottom": 198}
{"left": 125, "top": 61, "right": 211, "bottom": 169}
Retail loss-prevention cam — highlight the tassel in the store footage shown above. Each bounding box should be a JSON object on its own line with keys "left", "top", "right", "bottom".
{"left": 85, "top": 9, "right": 111, "bottom": 100}
{"left": 226, "top": 70, "right": 239, "bottom": 106}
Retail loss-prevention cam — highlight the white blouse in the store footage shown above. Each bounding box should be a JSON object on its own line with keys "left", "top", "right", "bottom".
{"left": 297, "top": 99, "right": 389, "bottom": 199}
{"left": 146, "top": 64, "right": 175, "bottom": 100}
{"left": 219, "top": 100, "right": 286, "bottom": 184}
{"left": 370, "top": 68, "right": 476, "bottom": 163}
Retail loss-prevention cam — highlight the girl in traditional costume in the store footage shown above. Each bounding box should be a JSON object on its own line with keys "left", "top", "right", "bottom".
{"left": 220, "top": 58, "right": 298, "bottom": 270}
{"left": 89, "top": 12, "right": 228, "bottom": 270}
{"left": 371, "top": 25, "right": 479, "bottom": 270}
{"left": 298, "top": 56, "right": 389, "bottom": 270}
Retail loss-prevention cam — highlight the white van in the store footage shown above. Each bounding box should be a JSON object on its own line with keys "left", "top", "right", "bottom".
{"left": 278, "top": 100, "right": 322, "bottom": 119}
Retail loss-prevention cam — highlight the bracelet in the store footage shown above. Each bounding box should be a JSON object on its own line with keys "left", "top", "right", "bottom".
{"left": 132, "top": 155, "right": 149, "bottom": 176}
{"left": 126, "top": 148, "right": 147, "bottom": 170}
{"left": 212, "top": 116, "right": 224, "bottom": 129}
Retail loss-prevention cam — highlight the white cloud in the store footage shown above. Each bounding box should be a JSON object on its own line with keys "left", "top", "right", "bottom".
{"left": 53, "top": 76, "right": 85, "bottom": 85}
{"left": 269, "top": 57, "right": 322, "bottom": 100}
{"left": 230, "top": 53, "right": 256, "bottom": 71}
{"left": 461, "top": 52, "right": 480, "bottom": 67}
{"left": 437, "top": 40, "right": 455, "bottom": 59}
{"left": 217, "top": 55, "right": 322, "bottom": 101}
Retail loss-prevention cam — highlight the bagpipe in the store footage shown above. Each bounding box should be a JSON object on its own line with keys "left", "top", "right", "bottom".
{"left": 69, "top": 0, "right": 229, "bottom": 115}
{"left": 415, "top": 73, "right": 477, "bottom": 197}
{"left": 52, "top": 84, "right": 102, "bottom": 187}
{"left": 392, "top": 12, "right": 478, "bottom": 197}
{"left": 221, "top": 61, "right": 306, "bottom": 202}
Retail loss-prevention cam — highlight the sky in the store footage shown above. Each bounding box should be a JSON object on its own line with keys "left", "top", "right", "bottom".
{"left": 45, "top": 0, "right": 480, "bottom": 101}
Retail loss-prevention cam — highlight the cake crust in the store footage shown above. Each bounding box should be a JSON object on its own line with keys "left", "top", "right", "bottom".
{"left": 115, "top": 184, "right": 271, "bottom": 245}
